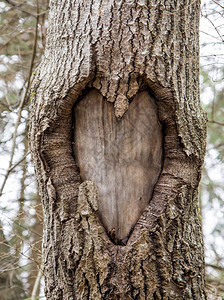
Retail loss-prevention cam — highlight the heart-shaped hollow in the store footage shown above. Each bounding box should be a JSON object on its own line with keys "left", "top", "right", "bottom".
{"left": 73, "top": 89, "right": 163, "bottom": 244}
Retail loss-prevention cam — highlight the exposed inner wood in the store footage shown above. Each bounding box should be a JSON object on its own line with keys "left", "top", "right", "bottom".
{"left": 73, "top": 89, "right": 163, "bottom": 243}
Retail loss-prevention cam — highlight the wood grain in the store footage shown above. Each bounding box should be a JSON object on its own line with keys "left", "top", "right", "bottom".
{"left": 73, "top": 89, "right": 162, "bottom": 243}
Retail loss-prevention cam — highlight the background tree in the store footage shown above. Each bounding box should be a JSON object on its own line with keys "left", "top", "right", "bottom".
{"left": 200, "top": 1, "right": 224, "bottom": 297}
{"left": 0, "top": 0, "right": 48, "bottom": 298}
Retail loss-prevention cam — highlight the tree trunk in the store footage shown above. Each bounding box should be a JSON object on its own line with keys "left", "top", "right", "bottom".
{"left": 29, "top": 0, "right": 207, "bottom": 299}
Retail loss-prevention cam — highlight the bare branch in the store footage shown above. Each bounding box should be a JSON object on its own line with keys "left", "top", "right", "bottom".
{"left": 5, "top": 0, "right": 48, "bottom": 17}
{"left": 5, "top": 0, "right": 37, "bottom": 17}
{"left": 212, "top": 0, "right": 224, "bottom": 9}
{"left": 206, "top": 263, "right": 224, "bottom": 272}
{"left": 31, "top": 267, "right": 43, "bottom": 300}
{"left": 8, "top": 151, "right": 30, "bottom": 173}
{"left": 208, "top": 119, "right": 224, "bottom": 126}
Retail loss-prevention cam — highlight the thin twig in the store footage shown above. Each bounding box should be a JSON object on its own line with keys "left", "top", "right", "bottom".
{"left": 5, "top": 0, "right": 36, "bottom": 17}
{"left": 208, "top": 119, "right": 224, "bottom": 126}
{"left": 0, "top": 31, "right": 28, "bottom": 52}
{"left": 212, "top": 0, "right": 224, "bottom": 9}
{"left": 204, "top": 15, "right": 224, "bottom": 42}
{"left": 0, "top": 240, "right": 40, "bottom": 267}
{"left": 5, "top": 0, "right": 48, "bottom": 17}
{"left": 206, "top": 263, "right": 224, "bottom": 272}
{"left": 8, "top": 151, "right": 30, "bottom": 173}
{"left": 31, "top": 267, "right": 43, "bottom": 300}
{"left": 200, "top": 30, "right": 222, "bottom": 40}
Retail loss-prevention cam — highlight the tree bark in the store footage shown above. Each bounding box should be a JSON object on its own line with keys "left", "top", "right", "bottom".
{"left": 29, "top": 0, "right": 207, "bottom": 299}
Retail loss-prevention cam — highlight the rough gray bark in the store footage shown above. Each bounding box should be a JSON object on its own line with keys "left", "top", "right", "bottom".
{"left": 29, "top": 0, "right": 207, "bottom": 299}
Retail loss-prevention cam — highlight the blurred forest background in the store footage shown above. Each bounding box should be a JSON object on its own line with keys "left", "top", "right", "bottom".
{"left": 0, "top": 0, "right": 223, "bottom": 299}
